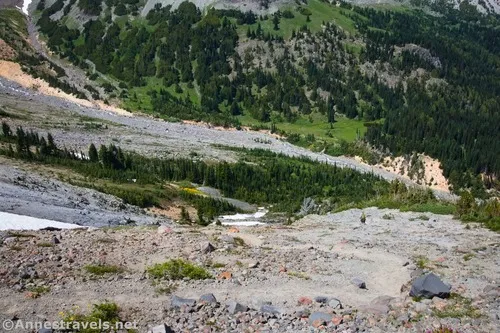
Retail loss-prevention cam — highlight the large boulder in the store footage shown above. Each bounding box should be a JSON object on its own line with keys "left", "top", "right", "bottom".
{"left": 227, "top": 300, "right": 248, "bottom": 314}
{"left": 410, "top": 273, "right": 451, "bottom": 299}
{"left": 170, "top": 295, "right": 197, "bottom": 308}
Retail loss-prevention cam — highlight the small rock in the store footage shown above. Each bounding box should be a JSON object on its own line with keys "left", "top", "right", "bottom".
{"left": 260, "top": 305, "right": 282, "bottom": 316}
{"left": 151, "top": 324, "right": 175, "bottom": 333}
{"left": 248, "top": 261, "right": 259, "bottom": 269}
{"left": 199, "top": 293, "right": 217, "bottom": 304}
{"left": 157, "top": 226, "right": 172, "bottom": 234}
{"left": 351, "top": 278, "right": 366, "bottom": 289}
{"left": 200, "top": 242, "right": 215, "bottom": 253}
{"left": 314, "top": 296, "right": 328, "bottom": 304}
{"left": 328, "top": 298, "right": 342, "bottom": 309}
{"left": 309, "top": 312, "right": 332, "bottom": 327}
{"left": 227, "top": 300, "right": 248, "bottom": 314}
{"left": 52, "top": 236, "right": 60, "bottom": 244}
{"left": 298, "top": 297, "right": 313, "bottom": 305}
{"left": 332, "top": 315, "right": 343, "bottom": 325}
{"left": 218, "top": 271, "right": 232, "bottom": 280}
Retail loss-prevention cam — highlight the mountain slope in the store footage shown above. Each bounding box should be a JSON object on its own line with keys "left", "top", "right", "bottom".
{"left": 6, "top": 0, "right": 500, "bottom": 196}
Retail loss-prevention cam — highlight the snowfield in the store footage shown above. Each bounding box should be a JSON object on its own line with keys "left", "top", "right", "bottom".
{"left": 0, "top": 212, "right": 82, "bottom": 230}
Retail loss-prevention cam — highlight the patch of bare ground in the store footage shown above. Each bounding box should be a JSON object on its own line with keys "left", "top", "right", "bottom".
{"left": 0, "top": 208, "right": 498, "bottom": 332}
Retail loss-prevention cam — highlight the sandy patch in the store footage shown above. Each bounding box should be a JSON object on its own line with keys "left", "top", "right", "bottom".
{"left": 0, "top": 60, "right": 133, "bottom": 117}
{"left": 370, "top": 154, "right": 450, "bottom": 192}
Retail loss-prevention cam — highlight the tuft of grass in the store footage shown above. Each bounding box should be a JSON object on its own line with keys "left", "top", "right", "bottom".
{"left": 26, "top": 285, "right": 50, "bottom": 298}
{"left": 382, "top": 213, "right": 395, "bottom": 220}
{"left": 463, "top": 253, "right": 475, "bottom": 261}
{"left": 153, "top": 281, "right": 178, "bottom": 295}
{"left": 415, "top": 256, "right": 430, "bottom": 269}
{"left": 417, "top": 214, "right": 430, "bottom": 221}
{"left": 147, "top": 259, "right": 212, "bottom": 280}
{"left": 287, "top": 271, "right": 311, "bottom": 280}
{"left": 84, "top": 264, "right": 124, "bottom": 276}
{"left": 60, "top": 302, "right": 132, "bottom": 332}
{"left": 433, "top": 293, "right": 481, "bottom": 319}
{"left": 210, "top": 262, "right": 226, "bottom": 269}
{"left": 233, "top": 237, "right": 246, "bottom": 247}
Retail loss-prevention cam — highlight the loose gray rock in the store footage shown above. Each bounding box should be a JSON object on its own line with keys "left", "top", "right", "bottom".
{"left": 170, "top": 295, "right": 196, "bottom": 308}
{"left": 200, "top": 242, "right": 215, "bottom": 253}
{"left": 227, "top": 300, "right": 248, "bottom": 314}
{"left": 52, "top": 236, "right": 60, "bottom": 244}
{"left": 199, "top": 293, "right": 217, "bottom": 304}
{"left": 309, "top": 312, "right": 333, "bottom": 326}
{"left": 351, "top": 277, "right": 366, "bottom": 289}
{"left": 260, "top": 304, "right": 282, "bottom": 316}
{"left": 248, "top": 261, "right": 259, "bottom": 268}
{"left": 361, "top": 295, "right": 394, "bottom": 315}
{"left": 328, "top": 298, "right": 342, "bottom": 309}
{"left": 409, "top": 273, "right": 451, "bottom": 299}
{"left": 151, "top": 324, "right": 174, "bottom": 333}
{"left": 314, "top": 296, "right": 329, "bottom": 304}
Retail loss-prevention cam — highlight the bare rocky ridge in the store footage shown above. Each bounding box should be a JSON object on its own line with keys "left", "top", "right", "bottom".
{"left": 0, "top": 208, "right": 498, "bottom": 332}
{"left": 0, "top": 157, "right": 163, "bottom": 227}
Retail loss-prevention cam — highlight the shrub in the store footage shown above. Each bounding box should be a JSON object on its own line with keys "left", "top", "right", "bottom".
{"left": 84, "top": 264, "right": 124, "bottom": 276}
{"left": 60, "top": 302, "right": 128, "bottom": 333}
{"left": 147, "top": 259, "right": 212, "bottom": 280}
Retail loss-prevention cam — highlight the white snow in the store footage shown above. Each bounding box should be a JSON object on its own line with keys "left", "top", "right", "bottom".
{"left": 219, "top": 221, "right": 265, "bottom": 226}
{"left": 0, "top": 212, "right": 82, "bottom": 230}
{"left": 22, "top": 0, "right": 32, "bottom": 15}
{"left": 216, "top": 208, "right": 268, "bottom": 226}
{"left": 220, "top": 209, "right": 268, "bottom": 221}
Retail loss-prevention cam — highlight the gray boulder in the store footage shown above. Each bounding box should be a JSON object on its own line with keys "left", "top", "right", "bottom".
{"left": 170, "top": 295, "right": 196, "bottom": 308}
{"left": 200, "top": 242, "right": 215, "bottom": 253}
{"left": 260, "top": 304, "right": 283, "bottom": 316}
{"left": 351, "top": 277, "right": 367, "bottom": 289}
{"left": 410, "top": 273, "right": 451, "bottom": 299}
{"left": 227, "top": 300, "right": 248, "bottom": 314}
{"left": 199, "top": 293, "right": 217, "bottom": 304}
{"left": 309, "top": 312, "right": 333, "bottom": 326}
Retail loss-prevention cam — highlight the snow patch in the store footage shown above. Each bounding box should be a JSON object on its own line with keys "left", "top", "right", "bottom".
{"left": 22, "top": 0, "right": 32, "bottom": 15}
{"left": 0, "top": 212, "right": 82, "bottom": 230}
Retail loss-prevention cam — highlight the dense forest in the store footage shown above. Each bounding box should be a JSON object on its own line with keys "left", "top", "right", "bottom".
{"left": 32, "top": 0, "right": 500, "bottom": 195}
